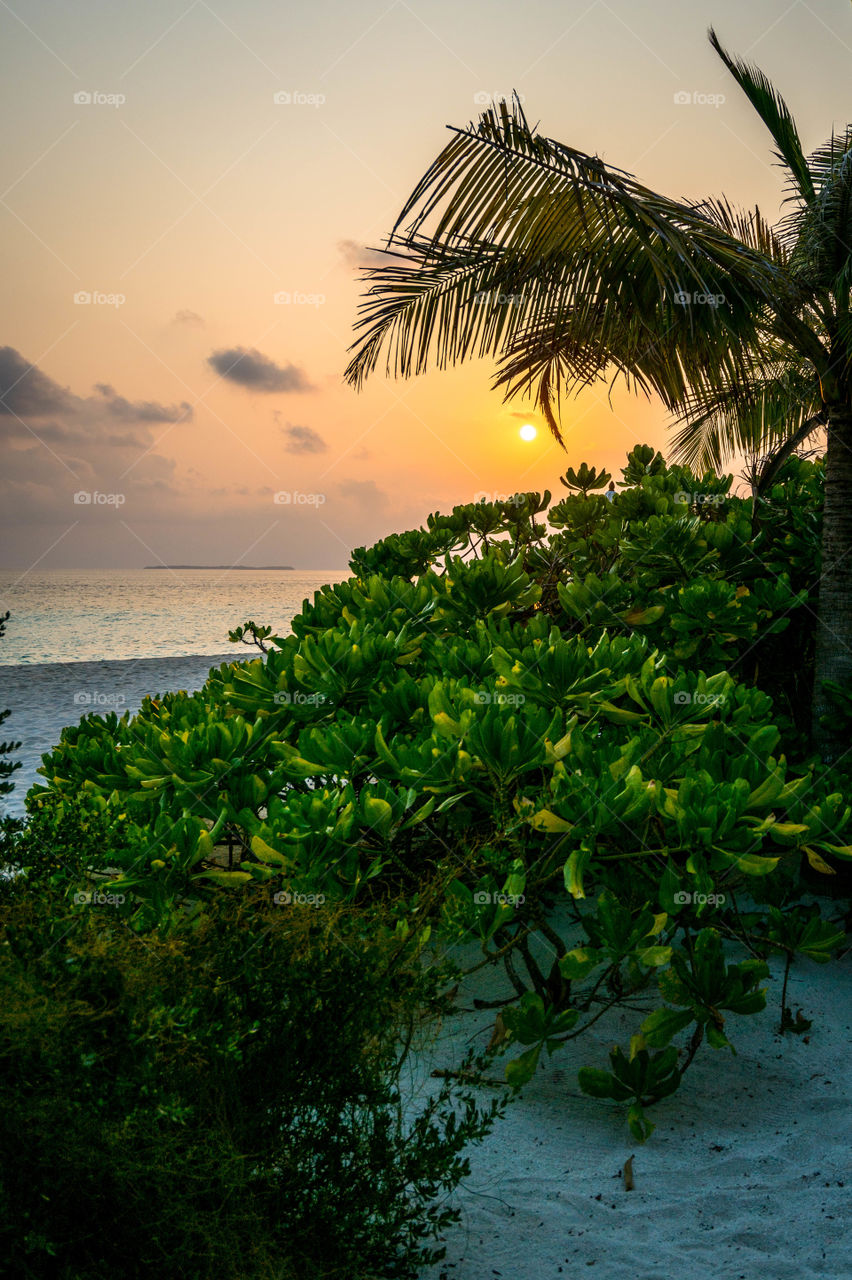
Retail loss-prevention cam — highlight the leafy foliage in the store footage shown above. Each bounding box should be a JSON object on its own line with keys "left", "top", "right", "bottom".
{"left": 0, "top": 808, "right": 501, "bottom": 1280}
{"left": 0, "top": 611, "right": 21, "bottom": 802}
{"left": 16, "top": 447, "right": 849, "bottom": 1143}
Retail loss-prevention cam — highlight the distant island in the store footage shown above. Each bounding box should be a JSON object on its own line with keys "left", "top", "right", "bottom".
{"left": 144, "top": 565, "right": 295, "bottom": 571}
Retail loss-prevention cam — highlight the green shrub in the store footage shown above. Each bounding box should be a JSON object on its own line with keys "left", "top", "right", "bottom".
{"left": 21, "top": 447, "right": 850, "bottom": 1141}
{"left": 0, "top": 810, "right": 501, "bottom": 1280}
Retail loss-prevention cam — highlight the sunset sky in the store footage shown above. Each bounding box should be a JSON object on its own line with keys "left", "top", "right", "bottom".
{"left": 2, "top": 0, "right": 850, "bottom": 570}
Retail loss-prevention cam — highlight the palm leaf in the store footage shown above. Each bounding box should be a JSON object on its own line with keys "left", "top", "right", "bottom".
{"left": 709, "top": 27, "right": 815, "bottom": 205}
{"left": 345, "top": 98, "right": 782, "bottom": 441}
{"left": 670, "top": 352, "right": 824, "bottom": 472}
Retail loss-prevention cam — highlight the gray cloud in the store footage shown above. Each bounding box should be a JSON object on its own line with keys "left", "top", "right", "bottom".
{"left": 282, "top": 423, "right": 327, "bottom": 454}
{"left": 94, "top": 384, "right": 193, "bottom": 424}
{"left": 337, "top": 478, "right": 389, "bottom": 509}
{"left": 207, "top": 346, "right": 313, "bottom": 393}
{"left": 0, "top": 348, "right": 191, "bottom": 536}
{"left": 0, "top": 346, "right": 74, "bottom": 417}
{"left": 0, "top": 349, "right": 193, "bottom": 437}
{"left": 172, "top": 309, "right": 205, "bottom": 326}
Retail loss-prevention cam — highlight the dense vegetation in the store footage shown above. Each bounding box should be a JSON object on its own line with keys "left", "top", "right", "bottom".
{"left": 0, "top": 804, "right": 501, "bottom": 1279}
{"left": 11, "top": 447, "right": 849, "bottom": 1170}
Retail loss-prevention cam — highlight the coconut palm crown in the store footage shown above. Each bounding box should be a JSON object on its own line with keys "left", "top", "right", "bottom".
{"left": 344, "top": 29, "right": 852, "bottom": 761}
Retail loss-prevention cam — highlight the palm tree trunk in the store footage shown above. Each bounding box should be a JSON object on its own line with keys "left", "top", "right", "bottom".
{"left": 812, "top": 405, "right": 852, "bottom": 762}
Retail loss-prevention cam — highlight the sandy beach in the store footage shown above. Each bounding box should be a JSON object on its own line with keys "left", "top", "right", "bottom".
{"left": 414, "top": 942, "right": 852, "bottom": 1280}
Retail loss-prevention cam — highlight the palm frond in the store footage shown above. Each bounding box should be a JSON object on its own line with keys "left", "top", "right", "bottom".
{"left": 345, "top": 98, "right": 784, "bottom": 439}
{"left": 694, "top": 197, "right": 786, "bottom": 262}
{"left": 669, "top": 353, "right": 824, "bottom": 471}
{"left": 784, "top": 130, "right": 852, "bottom": 302}
{"left": 709, "top": 28, "right": 815, "bottom": 206}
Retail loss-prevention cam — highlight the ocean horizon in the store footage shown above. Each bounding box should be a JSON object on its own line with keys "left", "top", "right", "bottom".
{"left": 0, "top": 567, "right": 349, "bottom": 666}
{"left": 0, "top": 567, "right": 350, "bottom": 814}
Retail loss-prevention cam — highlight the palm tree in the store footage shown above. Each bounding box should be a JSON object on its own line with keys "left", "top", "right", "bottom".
{"left": 344, "top": 29, "right": 852, "bottom": 762}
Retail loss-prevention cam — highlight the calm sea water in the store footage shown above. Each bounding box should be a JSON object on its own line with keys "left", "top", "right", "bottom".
{"left": 0, "top": 568, "right": 350, "bottom": 666}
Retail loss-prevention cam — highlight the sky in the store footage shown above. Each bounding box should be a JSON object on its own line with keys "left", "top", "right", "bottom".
{"left": 1, "top": 0, "right": 850, "bottom": 570}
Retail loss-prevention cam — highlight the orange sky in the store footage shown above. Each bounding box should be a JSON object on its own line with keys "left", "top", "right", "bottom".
{"left": 1, "top": 0, "right": 850, "bottom": 569}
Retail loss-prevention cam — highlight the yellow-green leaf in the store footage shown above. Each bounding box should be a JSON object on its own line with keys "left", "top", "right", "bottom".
{"left": 250, "top": 835, "right": 289, "bottom": 866}
{"left": 804, "top": 846, "right": 836, "bottom": 875}
{"left": 198, "top": 870, "right": 252, "bottom": 886}
{"left": 768, "top": 822, "right": 809, "bottom": 844}
{"left": 528, "top": 809, "right": 574, "bottom": 833}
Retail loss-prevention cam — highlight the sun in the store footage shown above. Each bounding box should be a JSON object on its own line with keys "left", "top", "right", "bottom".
{"left": 519, "top": 423, "right": 537, "bottom": 441}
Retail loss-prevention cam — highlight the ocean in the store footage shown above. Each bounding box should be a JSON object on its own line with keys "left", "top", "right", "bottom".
{"left": 0, "top": 568, "right": 349, "bottom": 815}
{"left": 0, "top": 568, "right": 349, "bottom": 665}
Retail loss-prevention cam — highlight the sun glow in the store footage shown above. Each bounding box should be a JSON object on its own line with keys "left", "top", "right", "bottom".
{"left": 519, "top": 423, "right": 537, "bottom": 441}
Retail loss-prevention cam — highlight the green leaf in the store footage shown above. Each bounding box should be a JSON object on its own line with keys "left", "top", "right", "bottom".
{"left": 627, "top": 1102, "right": 655, "bottom": 1143}
{"left": 564, "top": 845, "right": 593, "bottom": 899}
{"left": 732, "top": 851, "right": 780, "bottom": 875}
{"left": 528, "top": 808, "right": 574, "bottom": 833}
{"left": 197, "top": 870, "right": 252, "bottom": 886}
{"left": 362, "top": 796, "right": 394, "bottom": 838}
{"left": 577, "top": 1067, "right": 617, "bottom": 1099}
{"left": 559, "top": 947, "right": 603, "bottom": 981}
{"left": 250, "top": 835, "right": 289, "bottom": 866}
{"left": 640, "top": 1006, "right": 694, "bottom": 1048}
{"left": 505, "top": 1044, "right": 542, "bottom": 1087}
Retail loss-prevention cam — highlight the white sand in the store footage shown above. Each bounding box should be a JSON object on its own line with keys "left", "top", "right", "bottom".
{"left": 3, "top": 661, "right": 850, "bottom": 1278}
{"left": 412, "top": 941, "right": 852, "bottom": 1280}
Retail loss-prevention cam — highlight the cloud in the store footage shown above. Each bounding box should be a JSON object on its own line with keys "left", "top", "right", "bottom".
{"left": 0, "top": 347, "right": 194, "bottom": 536}
{"left": 281, "top": 423, "right": 327, "bottom": 454}
{"left": 338, "top": 239, "right": 402, "bottom": 270}
{"left": 207, "top": 346, "right": 313, "bottom": 393}
{"left": 172, "top": 309, "right": 205, "bottom": 326}
{"left": 93, "top": 383, "right": 193, "bottom": 424}
{"left": 337, "top": 478, "right": 389, "bottom": 510}
{"left": 0, "top": 348, "right": 194, "bottom": 438}
{"left": 0, "top": 346, "right": 74, "bottom": 417}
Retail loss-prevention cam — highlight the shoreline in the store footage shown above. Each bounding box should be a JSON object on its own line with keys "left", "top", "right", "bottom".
{"left": 1, "top": 652, "right": 237, "bottom": 816}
